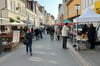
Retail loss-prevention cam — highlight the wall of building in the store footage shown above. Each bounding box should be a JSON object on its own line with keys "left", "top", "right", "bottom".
{"left": 58, "top": 4, "right": 63, "bottom": 23}
{"left": 81, "top": 0, "right": 98, "bottom": 13}
{"left": 0, "top": 0, "right": 6, "bottom": 9}
{"left": 0, "top": 0, "right": 37, "bottom": 26}
{"left": 68, "top": 0, "right": 81, "bottom": 18}
{"left": 63, "top": 0, "right": 68, "bottom": 20}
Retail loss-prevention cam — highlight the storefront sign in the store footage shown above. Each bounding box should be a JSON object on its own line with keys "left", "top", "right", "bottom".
{"left": 95, "top": 1, "right": 100, "bottom": 14}
{"left": 13, "top": 31, "right": 20, "bottom": 43}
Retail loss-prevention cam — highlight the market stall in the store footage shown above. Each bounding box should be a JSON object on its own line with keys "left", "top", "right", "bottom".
{"left": 73, "top": 8, "right": 100, "bottom": 50}
{"left": 0, "top": 22, "right": 26, "bottom": 51}
{"left": 1, "top": 30, "right": 20, "bottom": 51}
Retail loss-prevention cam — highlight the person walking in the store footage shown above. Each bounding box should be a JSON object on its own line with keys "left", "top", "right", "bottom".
{"left": 56, "top": 27, "right": 61, "bottom": 40}
{"left": 39, "top": 28, "right": 43, "bottom": 39}
{"left": 25, "top": 29, "right": 33, "bottom": 56}
{"left": 88, "top": 24, "right": 96, "bottom": 49}
{"left": 50, "top": 27, "right": 55, "bottom": 40}
{"left": 34, "top": 28, "right": 39, "bottom": 40}
{"left": 62, "top": 23, "right": 69, "bottom": 49}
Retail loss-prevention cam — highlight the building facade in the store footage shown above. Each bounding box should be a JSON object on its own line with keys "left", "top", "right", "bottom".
{"left": 63, "top": 0, "right": 68, "bottom": 20}
{"left": 0, "top": 0, "right": 37, "bottom": 27}
{"left": 81, "top": 0, "right": 98, "bottom": 13}
{"left": 0, "top": 0, "right": 27, "bottom": 24}
{"left": 67, "top": 0, "right": 81, "bottom": 21}
{"left": 34, "top": 1, "right": 40, "bottom": 27}
{"left": 58, "top": 4, "right": 63, "bottom": 23}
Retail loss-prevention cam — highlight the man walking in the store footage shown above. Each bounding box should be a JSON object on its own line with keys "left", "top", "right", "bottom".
{"left": 62, "top": 23, "right": 69, "bottom": 49}
{"left": 25, "top": 29, "right": 33, "bottom": 56}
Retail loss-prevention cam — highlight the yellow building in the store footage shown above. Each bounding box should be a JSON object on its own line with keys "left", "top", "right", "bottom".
{"left": 67, "top": 0, "right": 81, "bottom": 21}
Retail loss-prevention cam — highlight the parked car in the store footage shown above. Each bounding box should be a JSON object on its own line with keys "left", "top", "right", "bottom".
{"left": 97, "top": 25, "right": 100, "bottom": 40}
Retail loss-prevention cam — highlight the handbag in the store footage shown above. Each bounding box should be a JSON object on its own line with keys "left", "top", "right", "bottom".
{"left": 23, "top": 39, "right": 28, "bottom": 45}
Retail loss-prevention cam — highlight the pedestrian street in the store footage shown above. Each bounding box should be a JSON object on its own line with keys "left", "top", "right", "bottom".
{"left": 0, "top": 35, "right": 79, "bottom": 66}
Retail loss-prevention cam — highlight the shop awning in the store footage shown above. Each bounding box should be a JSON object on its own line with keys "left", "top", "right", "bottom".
{"left": 62, "top": 19, "right": 72, "bottom": 23}
{"left": 8, "top": 22, "right": 26, "bottom": 26}
{"left": 56, "top": 22, "right": 74, "bottom": 26}
{"left": 23, "top": 20, "right": 34, "bottom": 25}
{"left": 74, "top": 8, "right": 100, "bottom": 23}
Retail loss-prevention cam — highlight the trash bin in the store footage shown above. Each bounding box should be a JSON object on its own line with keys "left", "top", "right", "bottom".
{"left": 0, "top": 37, "right": 2, "bottom": 54}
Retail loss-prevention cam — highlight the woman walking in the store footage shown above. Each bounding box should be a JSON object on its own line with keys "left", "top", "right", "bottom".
{"left": 56, "top": 27, "right": 61, "bottom": 40}
{"left": 25, "top": 29, "right": 33, "bottom": 56}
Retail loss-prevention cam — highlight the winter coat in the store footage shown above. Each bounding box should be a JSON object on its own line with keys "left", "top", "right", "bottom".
{"left": 62, "top": 25, "right": 69, "bottom": 37}
{"left": 25, "top": 32, "right": 33, "bottom": 43}
{"left": 88, "top": 26, "right": 96, "bottom": 40}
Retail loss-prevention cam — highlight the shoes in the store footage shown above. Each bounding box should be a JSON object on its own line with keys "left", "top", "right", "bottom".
{"left": 63, "top": 48, "right": 69, "bottom": 49}
{"left": 30, "top": 53, "right": 32, "bottom": 56}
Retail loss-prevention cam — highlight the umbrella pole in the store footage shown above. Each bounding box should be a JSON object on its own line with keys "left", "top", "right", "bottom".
{"left": 76, "top": 23, "right": 79, "bottom": 50}
{"left": 73, "top": 23, "right": 79, "bottom": 50}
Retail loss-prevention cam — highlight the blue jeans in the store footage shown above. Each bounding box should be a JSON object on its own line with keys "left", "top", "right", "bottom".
{"left": 26, "top": 42, "right": 32, "bottom": 53}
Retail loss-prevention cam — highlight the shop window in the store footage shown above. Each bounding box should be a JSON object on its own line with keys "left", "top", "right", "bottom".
{"left": 10, "top": 1, "right": 13, "bottom": 10}
{"left": 10, "top": 18, "right": 15, "bottom": 22}
{"left": 11, "top": 26, "right": 17, "bottom": 30}
{"left": 0, "top": 25, "right": 5, "bottom": 32}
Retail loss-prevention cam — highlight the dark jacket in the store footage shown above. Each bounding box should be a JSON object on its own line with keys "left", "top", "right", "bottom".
{"left": 82, "top": 25, "right": 88, "bottom": 34}
{"left": 35, "top": 29, "right": 39, "bottom": 35}
{"left": 50, "top": 28, "right": 55, "bottom": 34}
{"left": 25, "top": 32, "right": 33, "bottom": 43}
{"left": 88, "top": 26, "right": 96, "bottom": 40}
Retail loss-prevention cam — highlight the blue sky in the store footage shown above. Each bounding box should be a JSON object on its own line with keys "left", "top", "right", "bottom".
{"left": 36, "top": 0, "right": 62, "bottom": 19}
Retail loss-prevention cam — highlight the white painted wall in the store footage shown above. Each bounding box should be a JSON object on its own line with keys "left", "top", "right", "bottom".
{"left": 0, "top": 0, "right": 6, "bottom": 9}
{"left": 59, "top": 5, "right": 63, "bottom": 17}
{"left": 81, "top": 0, "right": 98, "bottom": 13}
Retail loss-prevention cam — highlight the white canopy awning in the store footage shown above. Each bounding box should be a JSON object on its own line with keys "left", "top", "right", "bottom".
{"left": 7, "top": 22, "right": 26, "bottom": 26}
{"left": 23, "top": 20, "right": 34, "bottom": 25}
{"left": 74, "top": 8, "right": 100, "bottom": 23}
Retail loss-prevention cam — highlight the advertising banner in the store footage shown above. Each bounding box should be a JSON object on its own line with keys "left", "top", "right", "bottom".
{"left": 13, "top": 31, "right": 20, "bottom": 43}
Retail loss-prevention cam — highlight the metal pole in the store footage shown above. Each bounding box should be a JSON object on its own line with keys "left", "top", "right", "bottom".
{"left": 76, "top": 9, "right": 78, "bottom": 35}
{"left": 1, "top": 10, "right": 2, "bottom": 24}
{"left": 76, "top": 8, "right": 79, "bottom": 50}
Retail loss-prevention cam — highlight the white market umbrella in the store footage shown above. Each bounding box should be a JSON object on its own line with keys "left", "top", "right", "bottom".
{"left": 74, "top": 8, "right": 100, "bottom": 23}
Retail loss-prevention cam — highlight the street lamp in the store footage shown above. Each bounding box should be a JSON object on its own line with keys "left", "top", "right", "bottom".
{"left": 75, "top": 4, "right": 80, "bottom": 16}
{"left": 75, "top": 4, "right": 80, "bottom": 35}
{"left": 74, "top": 4, "right": 80, "bottom": 49}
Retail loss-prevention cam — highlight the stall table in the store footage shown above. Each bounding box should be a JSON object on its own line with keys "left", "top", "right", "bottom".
{"left": 75, "top": 35, "right": 89, "bottom": 50}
